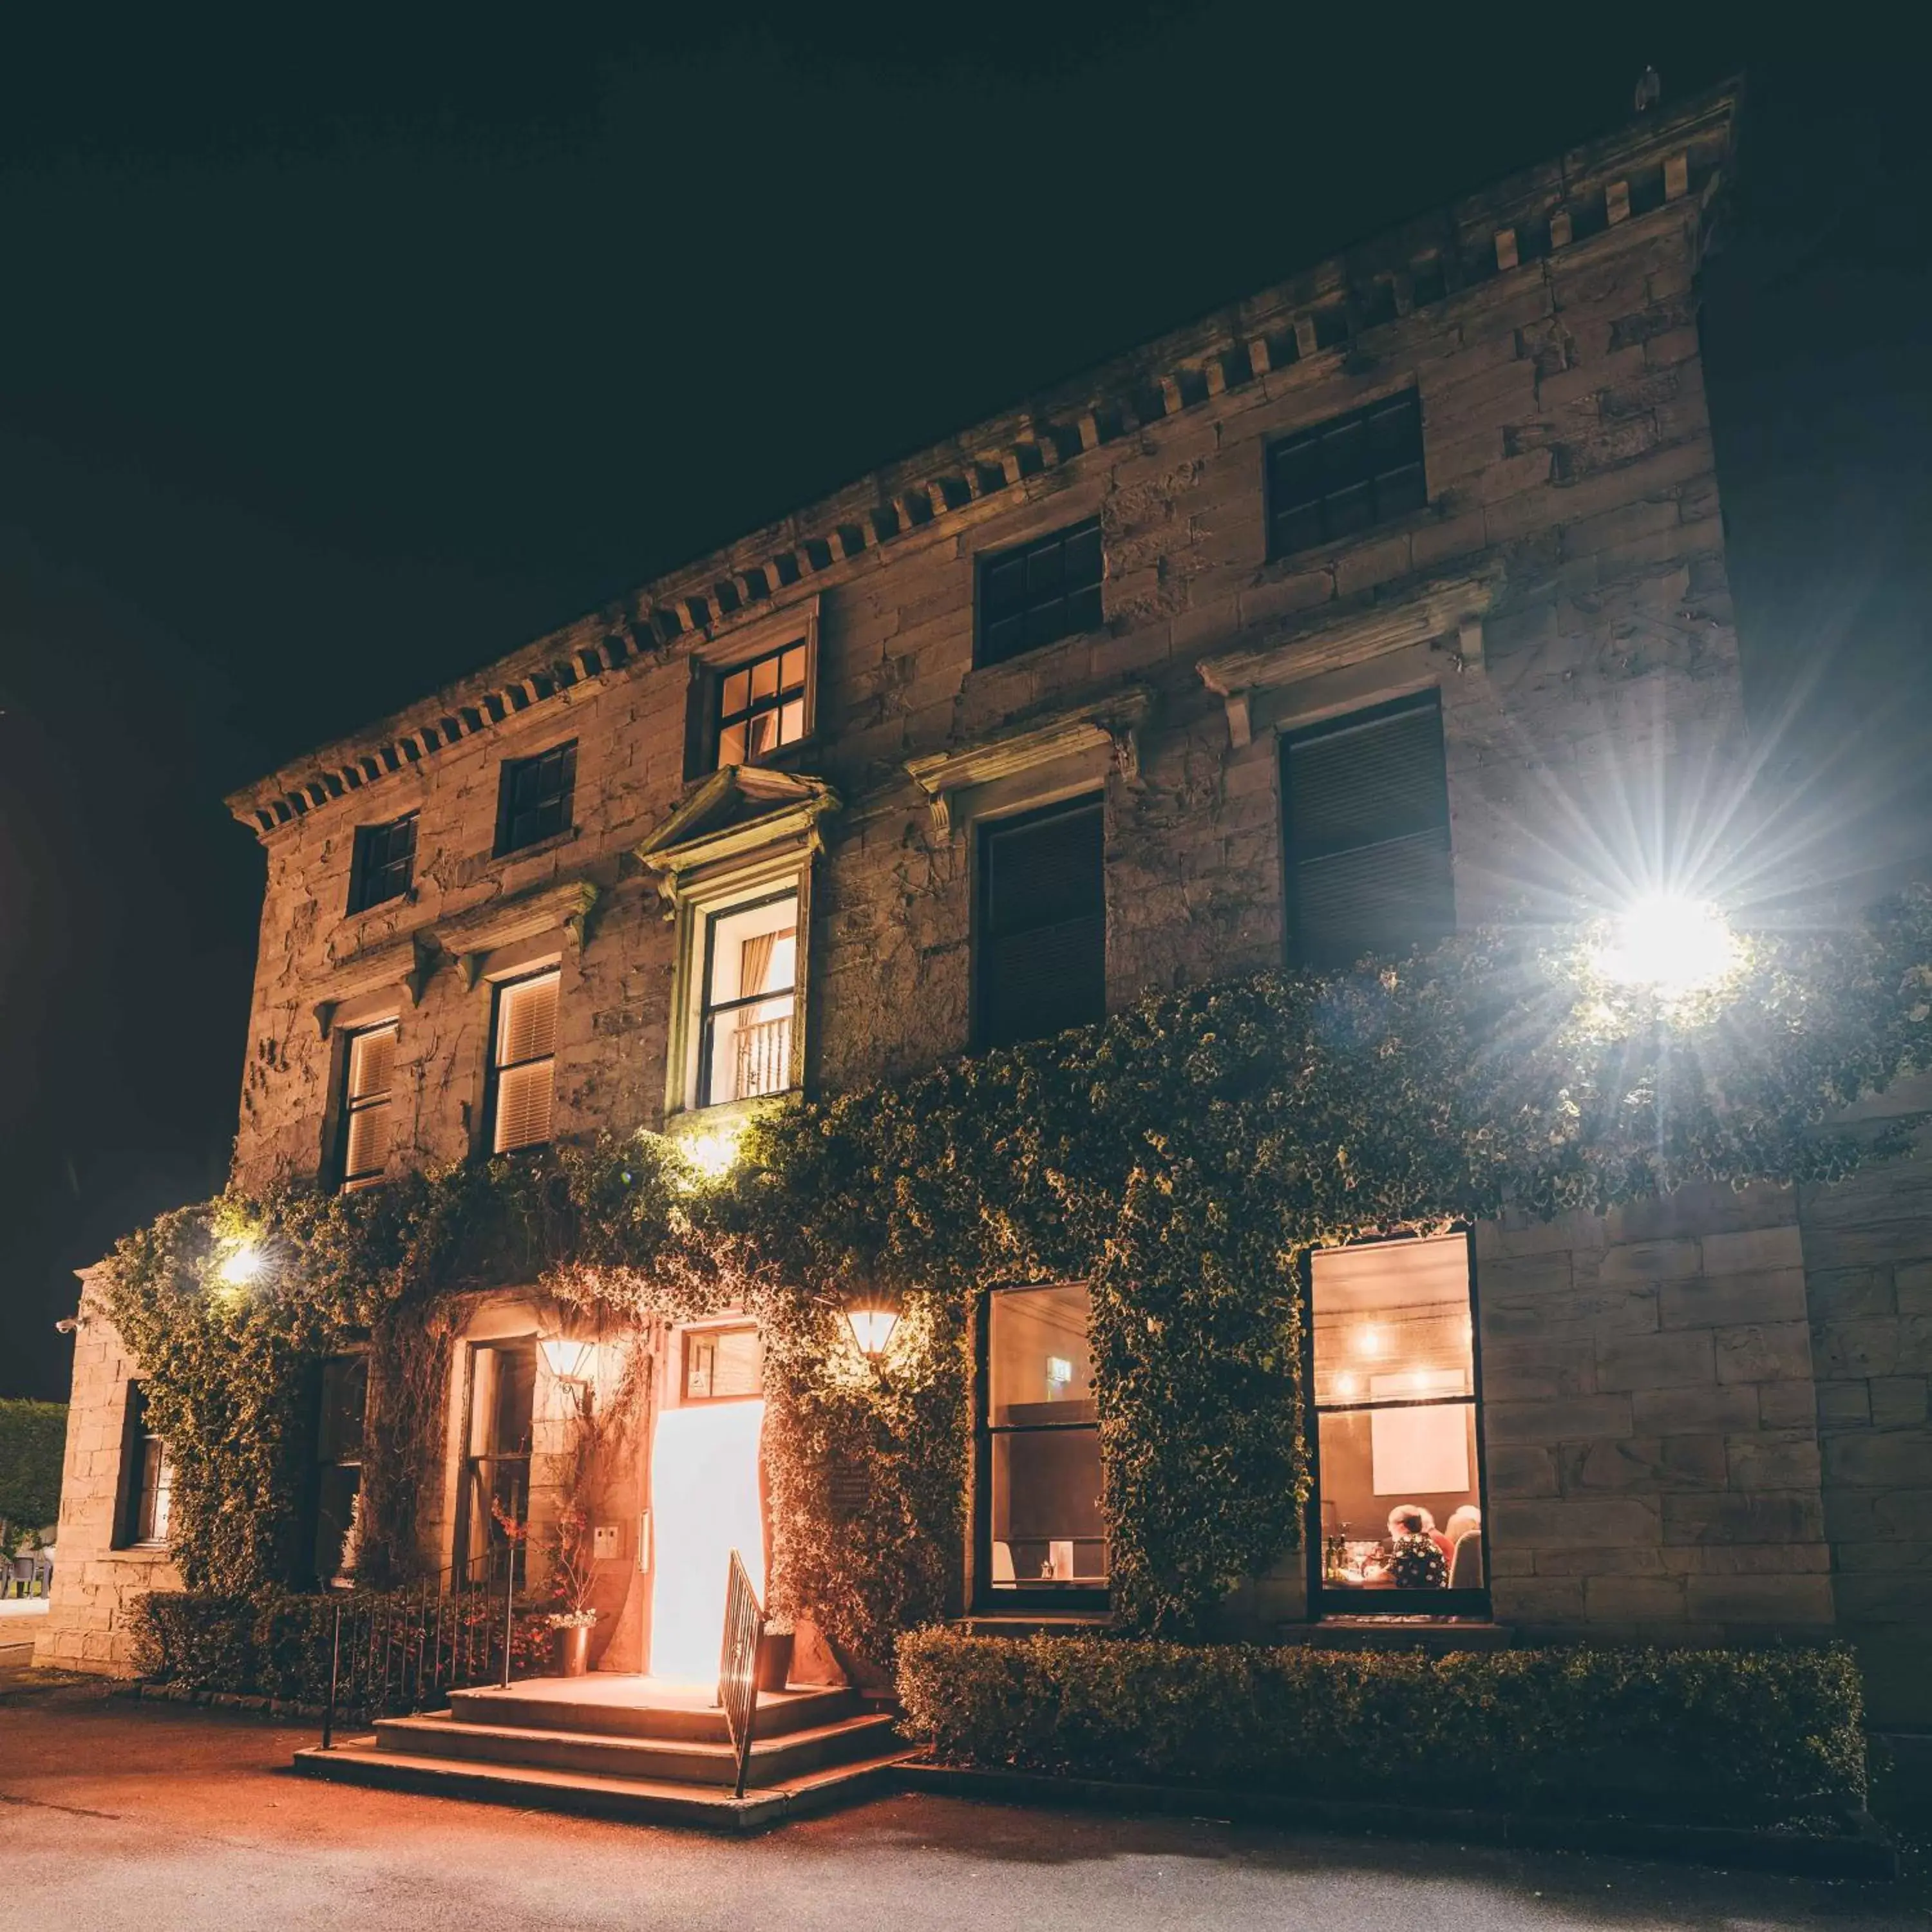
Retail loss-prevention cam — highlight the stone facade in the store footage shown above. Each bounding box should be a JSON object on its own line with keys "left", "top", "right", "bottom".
{"left": 45, "top": 82, "right": 1925, "bottom": 1709}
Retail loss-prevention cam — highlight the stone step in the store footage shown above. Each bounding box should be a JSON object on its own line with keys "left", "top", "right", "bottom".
{"left": 291, "top": 1737, "right": 914, "bottom": 1833}
{"left": 444, "top": 1679, "right": 858, "bottom": 1742}
{"left": 374, "top": 1708, "right": 902, "bottom": 1786}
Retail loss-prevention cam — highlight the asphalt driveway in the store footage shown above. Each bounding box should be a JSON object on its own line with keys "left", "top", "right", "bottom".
{"left": 1, "top": 1678, "right": 1924, "bottom": 1931}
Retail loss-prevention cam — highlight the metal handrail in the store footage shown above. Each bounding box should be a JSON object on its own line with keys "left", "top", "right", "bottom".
{"left": 717, "top": 1548, "right": 765, "bottom": 1799}
{"left": 319, "top": 1472, "right": 527, "bottom": 1750}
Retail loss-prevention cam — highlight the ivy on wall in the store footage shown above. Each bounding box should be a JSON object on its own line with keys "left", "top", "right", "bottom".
{"left": 102, "top": 896, "right": 1932, "bottom": 1651}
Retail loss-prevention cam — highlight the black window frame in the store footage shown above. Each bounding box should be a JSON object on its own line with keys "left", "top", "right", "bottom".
{"left": 695, "top": 886, "right": 800, "bottom": 1109}
{"left": 337, "top": 1019, "right": 399, "bottom": 1193}
{"left": 114, "top": 1381, "right": 173, "bottom": 1549}
{"left": 484, "top": 967, "right": 560, "bottom": 1155}
{"left": 712, "top": 636, "right": 813, "bottom": 770}
{"left": 1265, "top": 388, "right": 1427, "bottom": 561}
{"left": 1302, "top": 1227, "right": 1493, "bottom": 1620}
{"left": 972, "top": 794, "right": 1106, "bottom": 1052}
{"left": 310, "top": 1350, "right": 368, "bottom": 1587}
{"left": 346, "top": 813, "right": 418, "bottom": 915}
{"left": 1279, "top": 688, "right": 1454, "bottom": 971}
{"left": 972, "top": 1283, "right": 1108, "bottom": 1614}
{"left": 975, "top": 518, "right": 1104, "bottom": 668}
{"left": 493, "top": 742, "right": 577, "bottom": 857}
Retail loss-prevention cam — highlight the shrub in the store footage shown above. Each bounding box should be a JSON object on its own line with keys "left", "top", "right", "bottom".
{"left": 895, "top": 1631, "right": 1869, "bottom": 1830}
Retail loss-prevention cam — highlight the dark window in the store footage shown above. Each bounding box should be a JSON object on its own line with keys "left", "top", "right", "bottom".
{"left": 494, "top": 743, "right": 576, "bottom": 855}
{"left": 1307, "top": 1232, "right": 1489, "bottom": 1616}
{"left": 975, "top": 797, "right": 1105, "bottom": 1050}
{"left": 115, "top": 1383, "right": 173, "bottom": 1548}
{"left": 339, "top": 1022, "right": 397, "bottom": 1191}
{"left": 715, "top": 639, "right": 810, "bottom": 768}
{"left": 488, "top": 970, "right": 558, "bottom": 1153}
{"left": 1267, "top": 390, "right": 1426, "bottom": 559}
{"left": 1280, "top": 692, "right": 1453, "bottom": 969}
{"left": 697, "top": 891, "right": 798, "bottom": 1107}
{"left": 682, "top": 1324, "right": 763, "bottom": 1402}
{"left": 976, "top": 1283, "right": 1106, "bottom": 1607}
{"left": 313, "top": 1354, "right": 368, "bottom": 1584}
{"left": 347, "top": 813, "right": 417, "bottom": 914}
{"left": 977, "top": 518, "right": 1103, "bottom": 667}
{"left": 455, "top": 1341, "right": 535, "bottom": 1587}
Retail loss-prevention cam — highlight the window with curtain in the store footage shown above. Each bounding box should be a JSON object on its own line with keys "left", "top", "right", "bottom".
{"left": 339, "top": 1021, "right": 397, "bottom": 1191}
{"left": 491, "top": 970, "right": 559, "bottom": 1153}
{"left": 715, "top": 639, "right": 810, "bottom": 767}
{"left": 1309, "top": 1232, "right": 1488, "bottom": 1611}
{"left": 1280, "top": 691, "right": 1454, "bottom": 969}
{"left": 698, "top": 891, "right": 798, "bottom": 1106}
{"left": 456, "top": 1341, "right": 535, "bottom": 1587}
{"left": 974, "top": 796, "right": 1105, "bottom": 1049}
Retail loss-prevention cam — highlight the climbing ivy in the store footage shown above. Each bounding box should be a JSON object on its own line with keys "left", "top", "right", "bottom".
{"left": 103, "top": 896, "right": 1932, "bottom": 1651}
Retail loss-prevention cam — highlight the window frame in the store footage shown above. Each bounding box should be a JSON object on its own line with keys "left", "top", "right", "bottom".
{"left": 972, "top": 792, "right": 1107, "bottom": 1052}
{"left": 493, "top": 741, "right": 578, "bottom": 857}
{"left": 1278, "top": 687, "right": 1454, "bottom": 971}
{"left": 452, "top": 1338, "right": 536, "bottom": 1589}
{"left": 694, "top": 886, "right": 800, "bottom": 1110}
{"left": 337, "top": 1018, "right": 399, "bottom": 1192}
{"left": 679, "top": 1321, "right": 764, "bottom": 1406}
{"left": 346, "top": 812, "right": 419, "bottom": 916}
{"left": 710, "top": 634, "right": 816, "bottom": 771}
{"left": 114, "top": 1381, "right": 173, "bottom": 1551}
{"left": 311, "top": 1350, "right": 368, "bottom": 1587}
{"left": 1264, "top": 387, "right": 1428, "bottom": 562}
{"left": 1300, "top": 1227, "right": 1493, "bottom": 1620}
{"left": 971, "top": 1283, "right": 1109, "bottom": 1615}
{"left": 484, "top": 966, "right": 560, "bottom": 1155}
{"left": 974, "top": 517, "right": 1104, "bottom": 669}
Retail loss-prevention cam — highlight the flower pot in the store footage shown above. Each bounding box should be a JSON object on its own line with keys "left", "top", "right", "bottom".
{"left": 755, "top": 1629, "right": 794, "bottom": 1694}
{"left": 550, "top": 1622, "right": 593, "bottom": 1677}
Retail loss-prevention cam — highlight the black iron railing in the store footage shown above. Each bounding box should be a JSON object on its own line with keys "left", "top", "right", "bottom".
{"left": 319, "top": 1499, "right": 531, "bottom": 1748}
{"left": 717, "top": 1548, "right": 765, "bottom": 1798}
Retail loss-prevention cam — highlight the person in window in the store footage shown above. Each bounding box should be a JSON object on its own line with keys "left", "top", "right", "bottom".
{"left": 1385, "top": 1505, "right": 1449, "bottom": 1589}
{"left": 1444, "top": 1504, "right": 1484, "bottom": 1589}
{"left": 1386, "top": 1502, "right": 1453, "bottom": 1564}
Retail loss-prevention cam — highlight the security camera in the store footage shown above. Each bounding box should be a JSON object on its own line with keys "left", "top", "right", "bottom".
{"left": 55, "top": 1317, "right": 80, "bottom": 1334}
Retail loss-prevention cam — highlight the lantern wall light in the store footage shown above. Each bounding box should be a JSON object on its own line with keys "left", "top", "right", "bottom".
{"left": 844, "top": 1307, "right": 900, "bottom": 1363}
{"left": 541, "top": 1336, "right": 598, "bottom": 1414}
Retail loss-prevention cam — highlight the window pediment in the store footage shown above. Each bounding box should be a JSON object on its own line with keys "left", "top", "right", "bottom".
{"left": 636, "top": 766, "right": 840, "bottom": 907}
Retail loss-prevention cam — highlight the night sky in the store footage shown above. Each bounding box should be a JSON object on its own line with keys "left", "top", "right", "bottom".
{"left": 4, "top": 11, "right": 1929, "bottom": 1401}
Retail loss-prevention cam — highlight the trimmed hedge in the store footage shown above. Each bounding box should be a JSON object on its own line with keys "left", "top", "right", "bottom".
{"left": 133, "top": 1589, "right": 551, "bottom": 1707}
{"left": 896, "top": 1631, "right": 1869, "bottom": 1830}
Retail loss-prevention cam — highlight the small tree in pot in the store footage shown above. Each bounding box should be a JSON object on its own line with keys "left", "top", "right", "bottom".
{"left": 543, "top": 1493, "right": 598, "bottom": 1676}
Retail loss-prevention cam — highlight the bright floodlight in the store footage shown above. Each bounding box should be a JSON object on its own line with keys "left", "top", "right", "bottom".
{"left": 215, "top": 1240, "right": 263, "bottom": 1289}
{"left": 1594, "top": 894, "right": 1739, "bottom": 998}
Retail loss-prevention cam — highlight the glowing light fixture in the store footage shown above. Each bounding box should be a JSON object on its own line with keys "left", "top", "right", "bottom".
{"left": 844, "top": 1306, "right": 901, "bottom": 1362}
{"left": 215, "top": 1240, "right": 263, "bottom": 1290}
{"left": 1354, "top": 1325, "right": 1385, "bottom": 1359}
{"left": 1591, "top": 893, "right": 1740, "bottom": 999}
{"left": 540, "top": 1336, "right": 597, "bottom": 1385}
{"left": 682, "top": 1125, "right": 744, "bottom": 1180}
{"left": 1332, "top": 1370, "right": 1361, "bottom": 1400}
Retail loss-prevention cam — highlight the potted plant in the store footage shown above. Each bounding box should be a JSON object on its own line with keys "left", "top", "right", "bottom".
{"left": 543, "top": 1497, "right": 598, "bottom": 1677}
{"left": 756, "top": 1616, "right": 795, "bottom": 1693}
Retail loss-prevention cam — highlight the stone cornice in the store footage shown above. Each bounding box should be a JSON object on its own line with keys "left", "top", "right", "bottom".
{"left": 905, "top": 686, "right": 1153, "bottom": 838}
{"left": 225, "top": 83, "right": 1739, "bottom": 839}
{"left": 1198, "top": 573, "right": 1502, "bottom": 746}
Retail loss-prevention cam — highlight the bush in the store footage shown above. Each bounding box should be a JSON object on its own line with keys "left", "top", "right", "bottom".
{"left": 896, "top": 1631, "right": 1869, "bottom": 1830}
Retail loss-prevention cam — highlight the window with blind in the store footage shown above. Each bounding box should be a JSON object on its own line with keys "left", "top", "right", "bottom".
{"left": 489, "top": 970, "right": 559, "bottom": 1153}
{"left": 697, "top": 890, "right": 798, "bottom": 1107}
{"left": 974, "top": 797, "right": 1106, "bottom": 1050}
{"left": 683, "top": 1323, "right": 762, "bottom": 1402}
{"left": 977, "top": 519, "right": 1104, "bottom": 668}
{"left": 339, "top": 1021, "right": 397, "bottom": 1191}
{"left": 1280, "top": 693, "right": 1454, "bottom": 969}
{"left": 347, "top": 813, "right": 417, "bottom": 915}
{"left": 495, "top": 742, "right": 576, "bottom": 855}
{"left": 1266, "top": 389, "right": 1426, "bottom": 560}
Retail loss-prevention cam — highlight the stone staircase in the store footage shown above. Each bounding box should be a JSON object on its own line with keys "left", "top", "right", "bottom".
{"left": 292, "top": 1674, "right": 913, "bottom": 1832}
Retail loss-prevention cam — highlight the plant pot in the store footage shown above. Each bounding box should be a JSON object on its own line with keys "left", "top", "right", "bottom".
{"left": 755, "top": 1629, "right": 794, "bottom": 1694}
{"left": 550, "top": 1622, "right": 593, "bottom": 1678}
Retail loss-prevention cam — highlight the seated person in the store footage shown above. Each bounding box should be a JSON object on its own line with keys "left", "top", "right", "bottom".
{"left": 1444, "top": 1504, "right": 1484, "bottom": 1588}
{"left": 1383, "top": 1504, "right": 1448, "bottom": 1589}
{"left": 1385, "top": 1503, "right": 1453, "bottom": 1562}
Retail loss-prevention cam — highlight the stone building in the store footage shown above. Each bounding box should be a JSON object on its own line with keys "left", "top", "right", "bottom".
{"left": 37, "top": 78, "right": 1931, "bottom": 1728}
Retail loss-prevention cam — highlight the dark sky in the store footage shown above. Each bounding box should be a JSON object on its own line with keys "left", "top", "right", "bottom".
{"left": 4, "top": 9, "right": 1929, "bottom": 1401}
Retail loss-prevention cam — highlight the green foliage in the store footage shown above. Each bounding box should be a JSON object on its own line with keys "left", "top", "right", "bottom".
{"left": 99, "top": 898, "right": 1932, "bottom": 1650}
{"left": 0, "top": 1398, "right": 67, "bottom": 1553}
{"left": 895, "top": 1629, "right": 1871, "bottom": 1829}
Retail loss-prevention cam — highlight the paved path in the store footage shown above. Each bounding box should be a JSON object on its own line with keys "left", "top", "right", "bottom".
{"left": 0, "top": 1681, "right": 1924, "bottom": 1931}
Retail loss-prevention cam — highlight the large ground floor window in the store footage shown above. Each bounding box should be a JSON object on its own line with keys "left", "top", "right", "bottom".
{"left": 454, "top": 1339, "right": 535, "bottom": 1589}
{"left": 1307, "top": 1230, "right": 1490, "bottom": 1615}
{"left": 976, "top": 1282, "right": 1107, "bottom": 1608}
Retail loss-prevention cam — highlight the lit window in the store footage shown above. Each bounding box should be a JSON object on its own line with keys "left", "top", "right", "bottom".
{"left": 683, "top": 1324, "right": 762, "bottom": 1402}
{"left": 347, "top": 813, "right": 417, "bottom": 914}
{"left": 1309, "top": 1233, "right": 1488, "bottom": 1608}
{"left": 495, "top": 743, "right": 576, "bottom": 855}
{"left": 977, "top": 519, "right": 1103, "bottom": 668}
{"left": 339, "top": 1021, "right": 397, "bottom": 1191}
{"left": 698, "top": 892, "right": 798, "bottom": 1106}
{"left": 457, "top": 1341, "right": 534, "bottom": 1587}
{"left": 980, "top": 1283, "right": 1106, "bottom": 1601}
{"left": 314, "top": 1354, "right": 368, "bottom": 1584}
{"left": 490, "top": 970, "right": 559, "bottom": 1153}
{"left": 1266, "top": 389, "right": 1426, "bottom": 559}
{"left": 715, "top": 640, "right": 810, "bottom": 768}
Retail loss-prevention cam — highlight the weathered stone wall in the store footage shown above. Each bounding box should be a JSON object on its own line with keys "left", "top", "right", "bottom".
{"left": 33, "top": 1280, "right": 179, "bottom": 1674}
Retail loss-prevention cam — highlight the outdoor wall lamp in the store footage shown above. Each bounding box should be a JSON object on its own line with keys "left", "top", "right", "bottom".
{"left": 1591, "top": 893, "right": 1739, "bottom": 999}
{"left": 540, "top": 1336, "right": 598, "bottom": 1413}
{"left": 843, "top": 1306, "right": 901, "bottom": 1364}
{"left": 215, "top": 1238, "right": 264, "bottom": 1290}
